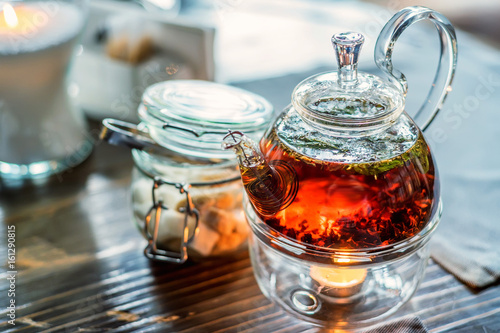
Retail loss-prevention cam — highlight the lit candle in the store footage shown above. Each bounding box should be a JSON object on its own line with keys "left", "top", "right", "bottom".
{"left": 1, "top": 3, "right": 44, "bottom": 37}
{"left": 1, "top": 4, "right": 19, "bottom": 30}
{"left": 0, "top": 2, "right": 82, "bottom": 53}
{"left": 310, "top": 259, "right": 367, "bottom": 298}
{"left": 0, "top": 1, "right": 89, "bottom": 178}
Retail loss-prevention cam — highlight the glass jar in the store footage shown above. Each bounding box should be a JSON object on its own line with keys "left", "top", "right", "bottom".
{"left": 121, "top": 80, "right": 273, "bottom": 263}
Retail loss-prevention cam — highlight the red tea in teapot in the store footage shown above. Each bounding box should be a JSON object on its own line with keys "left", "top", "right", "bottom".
{"left": 250, "top": 130, "right": 438, "bottom": 249}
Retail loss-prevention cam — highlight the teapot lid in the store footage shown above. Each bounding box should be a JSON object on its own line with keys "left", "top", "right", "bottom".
{"left": 292, "top": 32, "right": 404, "bottom": 135}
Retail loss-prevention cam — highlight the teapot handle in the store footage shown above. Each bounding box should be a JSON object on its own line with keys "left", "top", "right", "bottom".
{"left": 374, "top": 6, "right": 458, "bottom": 131}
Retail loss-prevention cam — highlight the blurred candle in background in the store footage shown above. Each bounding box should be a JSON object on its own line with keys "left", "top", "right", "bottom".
{"left": 0, "top": 1, "right": 91, "bottom": 183}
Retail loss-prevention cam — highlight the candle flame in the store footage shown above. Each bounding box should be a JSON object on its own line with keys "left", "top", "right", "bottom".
{"left": 3, "top": 3, "right": 18, "bottom": 28}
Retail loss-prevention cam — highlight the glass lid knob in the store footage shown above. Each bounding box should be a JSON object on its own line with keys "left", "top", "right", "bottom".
{"left": 331, "top": 32, "right": 365, "bottom": 88}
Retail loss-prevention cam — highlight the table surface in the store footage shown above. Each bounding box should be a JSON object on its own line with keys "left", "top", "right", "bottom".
{"left": 2, "top": 1, "right": 500, "bottom": 332}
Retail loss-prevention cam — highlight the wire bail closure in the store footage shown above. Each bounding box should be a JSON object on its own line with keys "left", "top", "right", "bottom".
{"left": 144, "top": 177, "right": 200, "bottom": 263}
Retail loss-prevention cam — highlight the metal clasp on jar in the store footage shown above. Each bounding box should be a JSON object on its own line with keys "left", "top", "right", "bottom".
{"left": 142, "top": 172, "right": 242, "bottom": 263}
{"left": 144, "top": 177, "right": 200, "bottom": 263}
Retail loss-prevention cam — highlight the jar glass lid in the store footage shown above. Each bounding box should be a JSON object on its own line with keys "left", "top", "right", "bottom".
{"left": 139, "top": 80, "right": 274, "bottom": 159}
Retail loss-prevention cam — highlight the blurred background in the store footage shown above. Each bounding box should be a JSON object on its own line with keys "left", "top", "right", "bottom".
{"left": 73, "top": 0, "right": 500, "bottom": 121}
{"left": 370, "top": 0, "right": 500, "bottom": 48}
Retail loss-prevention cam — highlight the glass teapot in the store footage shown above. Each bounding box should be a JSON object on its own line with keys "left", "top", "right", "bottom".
{"left": 223, "top": 6, "right": 457, "bottom": 328}
{"left": 223, "top": 6, "right": 457, "bottom": 250}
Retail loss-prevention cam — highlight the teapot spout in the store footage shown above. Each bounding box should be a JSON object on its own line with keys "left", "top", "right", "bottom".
{"left": 222, "top": 131, "right": 298, "bottom": 217}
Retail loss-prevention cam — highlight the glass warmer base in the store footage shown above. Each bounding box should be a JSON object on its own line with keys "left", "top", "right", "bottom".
{"left": 249, "top": 233, "right": 430, "bottom": 329}
{"left": 246, "top": 199, "right": 442, "bottom": 329}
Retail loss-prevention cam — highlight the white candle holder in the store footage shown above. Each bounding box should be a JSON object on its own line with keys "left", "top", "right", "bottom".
{"left": 0, "top": 0, "right": 91, "bottom": 182}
